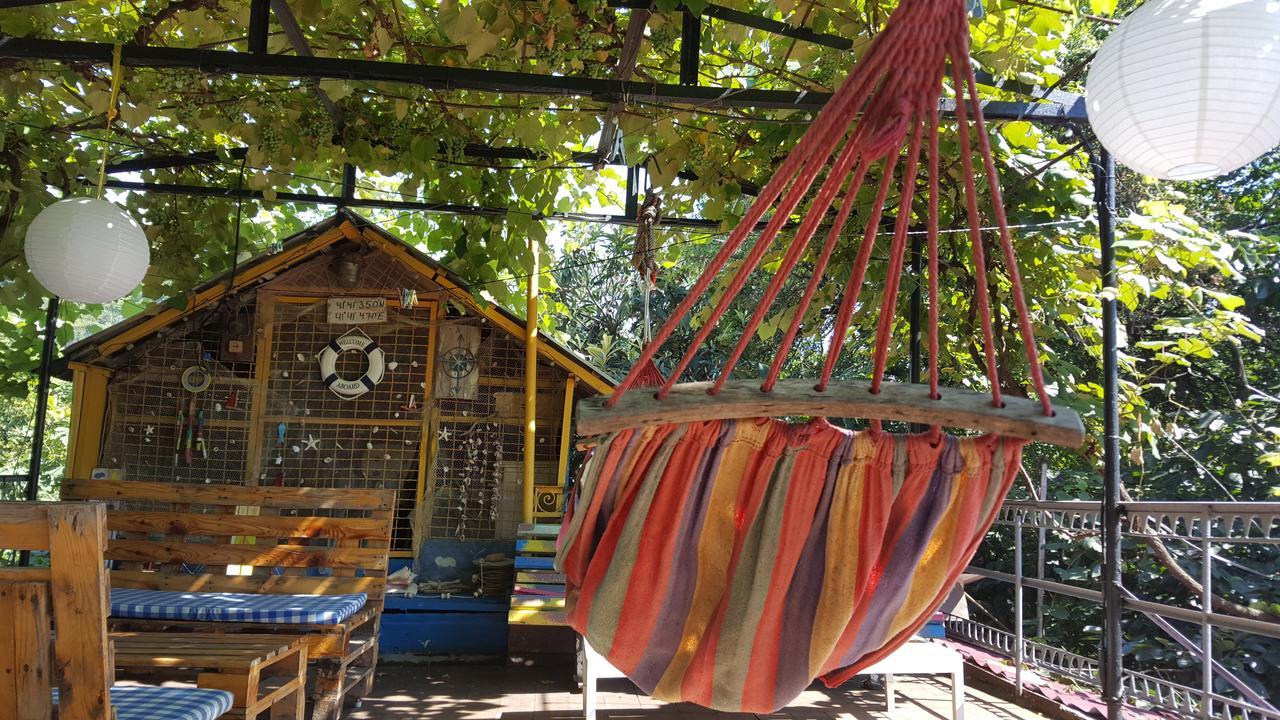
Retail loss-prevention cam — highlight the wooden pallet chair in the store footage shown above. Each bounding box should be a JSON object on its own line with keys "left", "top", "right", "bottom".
{"left": 60, "top": 480, "right": 395, "bottom": 720}
{"left": 0, "top": 501, "right": 234, "bottom": 720}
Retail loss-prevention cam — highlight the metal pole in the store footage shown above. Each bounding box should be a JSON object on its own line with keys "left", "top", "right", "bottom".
{"left": 340, "top": 163, "right": 356, "bottom": 205}
{"left": 1201, "top": 512, "right": 1213, "bottom": 719}
{"left": 26, "top": 295, "right": 60, "bottom": 502}
{"left": 1096, "top": 145, "right": 1125, "bottom": 720}
{"left": 908, "top": 232, "right": 925, "bottom": 434}
{"left": 1015, "top": 509, "right": 1025, "bottom": 696}
{"left": 247, "top": 0, "right": 270, "bottom": 53}
{"left": 1036, "top": 462, "right": 1048, "bottom": 638}
{"left": 521, "top": 234, "right": 539, "bottom": 524}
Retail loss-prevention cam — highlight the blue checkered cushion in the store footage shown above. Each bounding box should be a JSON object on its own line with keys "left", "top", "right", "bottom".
{"left": 54, "top": 685, "right": 233, "bottom": 720}
{"left": 111, "top": 588, "right": 367, "bottom": 625}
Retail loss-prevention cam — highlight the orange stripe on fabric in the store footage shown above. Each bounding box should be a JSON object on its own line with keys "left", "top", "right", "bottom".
{"left": 609, "top": 421, "right": 724, "bottom": 674}
{"left": 679, "top": 419, "right": 784, "bottom": 708}
{"left": 653, "top": 423, "right": 757, "bottom": 700}
{"left": 820, "top": 432, "right": 902, "bottom": 673}
{"left": 884, "top": 436, "right": 972, "bottom": 638}
{"left": 567, "top": 423, "right": 678, "bottom": 631}
{"left": 820, "top": 437, "right": 1023, "bottom": 687}
{"left": 587, "top": 423, "right": 693, "bottom": 656}
{"left": 557, "top": 430, "right": 632, "bottom": 583}
{"left": 807, "top": 432, "right": 874, "bottom": 677}
{"left": 741, "top": 425, "right": 844, "bottom": 711}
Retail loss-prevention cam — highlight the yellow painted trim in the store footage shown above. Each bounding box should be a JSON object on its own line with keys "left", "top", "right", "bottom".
{"left": 415, "top": 300, "right": 439, "bottom": 507}
{"left": 556, "top": 375, "right": 576, "bottom": 492}
{"left": 97, "top": 225, "right": 349, "bottom": 358}
{"left": 66, "top": 362, "right": 111, "bottom": 480}
{"left": 358, "top": 229, "right": 615, "bottom": 396}
{"left": 242, "top": 297, "right": 277, "bottom": 486}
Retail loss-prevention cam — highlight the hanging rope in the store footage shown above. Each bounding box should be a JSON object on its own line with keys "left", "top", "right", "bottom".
{"left": 630, "top": 192, "right": 667, "bottom": 388}
{"left": 94, "top": 44, "right": 125, "bottom": 200}
{"left": 604, "top": 0, "right": 1051, "bottom": 418}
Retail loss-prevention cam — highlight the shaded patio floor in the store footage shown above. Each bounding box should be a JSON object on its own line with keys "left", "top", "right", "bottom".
{"left": 345, "top": 660, "right": 1052, "bottom": 720}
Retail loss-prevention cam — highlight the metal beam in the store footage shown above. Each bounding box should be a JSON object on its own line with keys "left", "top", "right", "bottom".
{"left": 104, "top": 143, "right": 601, "bottom": 174}
{"left": 607, "top": 0, "right": 852, "bottom": 51}
{"left": 0, "top": 36, "right": 1089, "bottom": 122}
{"left": 99, "top": 177, "right": 738, "bottom": 229}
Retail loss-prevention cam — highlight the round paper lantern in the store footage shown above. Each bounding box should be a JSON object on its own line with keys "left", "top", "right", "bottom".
{"left": 24, "top": 197, "right": 150, "bottom": 303}
{"left": 1085, "top": 0, "right": 1280, "bottom": 180}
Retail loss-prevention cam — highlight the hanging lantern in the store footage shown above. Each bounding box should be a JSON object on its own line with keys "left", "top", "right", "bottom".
{"left": 1085, "top": 0, "right": 1280, "bottom": 180}
{"left": 24, "top": 197, "right": 150, "bottom": 303}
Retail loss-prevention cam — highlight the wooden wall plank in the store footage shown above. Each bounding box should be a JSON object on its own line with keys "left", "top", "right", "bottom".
{"left": 108, "top": 570, "right": 384, "bottom": 600}
{"left": 108, "top": 511, "right": 391, "bottom": 541}
{"left": 63, "top": 479, "right": 395, "bottom": 513}
{"left": 105, "top": 540, "right": 386, "bottom": 570}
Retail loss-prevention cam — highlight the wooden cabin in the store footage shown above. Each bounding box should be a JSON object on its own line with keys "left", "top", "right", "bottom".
{"left": 55, "top": 210, "right": 613, "bottom": 657}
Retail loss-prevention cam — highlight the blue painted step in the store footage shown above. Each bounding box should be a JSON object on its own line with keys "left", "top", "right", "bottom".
{"left": 515, "top": 556, "right": 556, "bottom": 570}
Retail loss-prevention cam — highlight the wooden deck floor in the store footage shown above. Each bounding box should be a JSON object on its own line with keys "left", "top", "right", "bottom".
{"left": 344, "top": 661, "right": 1053, "bottom": 720}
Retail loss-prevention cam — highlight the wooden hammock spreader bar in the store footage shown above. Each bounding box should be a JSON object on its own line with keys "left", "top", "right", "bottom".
{"left": 578, "top": 379, "right": 1085, "bottom": 447}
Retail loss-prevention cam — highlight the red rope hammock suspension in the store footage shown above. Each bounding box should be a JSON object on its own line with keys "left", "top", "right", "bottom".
{"left": 605, "top": 0, "right": 1056, "bottom": 425}
{"left": 556, "top": 4, "right": 1086, "bottom": 712}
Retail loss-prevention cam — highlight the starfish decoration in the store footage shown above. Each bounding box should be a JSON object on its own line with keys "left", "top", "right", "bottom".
{"left": 303, "top": 434, "right": 320, "bottom": 452}
{"left": 144, "top": 425, "right": 155, "bottom": 436}
{"left": 438, "top": 427, "right": 452, "bottom": 442}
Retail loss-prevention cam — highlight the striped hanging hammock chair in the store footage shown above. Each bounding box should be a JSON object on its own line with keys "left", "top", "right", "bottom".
{"left": 557, "top": 0, "right": 1085, "bottom": 713}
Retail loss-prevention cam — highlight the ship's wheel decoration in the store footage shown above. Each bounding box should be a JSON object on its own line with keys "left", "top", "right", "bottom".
{"left": 441, "top": 345, "right": 478, "bottom": 397}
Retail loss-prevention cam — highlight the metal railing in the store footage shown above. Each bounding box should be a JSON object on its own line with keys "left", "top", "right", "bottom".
{"left": 948, "top": 495, "right": 1280, "bottom": 720}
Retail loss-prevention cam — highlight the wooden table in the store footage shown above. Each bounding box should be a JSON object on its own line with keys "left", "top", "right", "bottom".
{"left": 111, "top": 632, "right": 308, "bottom": 720}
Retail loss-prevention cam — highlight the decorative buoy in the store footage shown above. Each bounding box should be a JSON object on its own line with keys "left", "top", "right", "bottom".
{"left": 318, "top": 329, "right": 385, "bottom": 399}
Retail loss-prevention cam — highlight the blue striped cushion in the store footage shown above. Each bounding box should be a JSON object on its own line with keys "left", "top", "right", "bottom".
{"left": 54, "top": 685, "right": 233, "bottom": 720}
{"left": 111, "top": 588, "right": 366, "bottom": 625}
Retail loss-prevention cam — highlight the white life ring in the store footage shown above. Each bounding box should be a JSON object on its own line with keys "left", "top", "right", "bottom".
{"left": 318, "top": 332, "right": 385, "bottom": 399}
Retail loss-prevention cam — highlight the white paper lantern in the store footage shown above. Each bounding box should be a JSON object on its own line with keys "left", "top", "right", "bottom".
{"left": 1086, "top": 0, "right": 1280, "bottom": 180}
{"left": 24, "top": 197, "right": 150, "bottom": 303}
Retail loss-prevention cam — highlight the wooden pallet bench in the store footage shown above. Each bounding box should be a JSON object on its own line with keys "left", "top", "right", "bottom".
{"left": 61, "top": 479, "right": 395, "bottom": 720}
{"left": 1, "top": 501, "right": 234, "bottom": 720}
{"left": 113, "top": 632, "right": 308, "bottom": 720}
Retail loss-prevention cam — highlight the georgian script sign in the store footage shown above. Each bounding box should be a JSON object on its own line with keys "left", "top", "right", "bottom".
{"left": 327, "top": 297, "right": 387, "bottom": 324}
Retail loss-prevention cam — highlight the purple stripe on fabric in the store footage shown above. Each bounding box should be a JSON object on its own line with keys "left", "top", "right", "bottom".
{"left": 593, "top": 431, "right": 647, "bottom": 550}
{"left": 627, "top": 421, "right": 737, "bottom": 693}
{"left": 772, "top": 433, "right": 853, "bottom": 703}
{"left": 842, "top": 437, "right": 961, "bottom": 664}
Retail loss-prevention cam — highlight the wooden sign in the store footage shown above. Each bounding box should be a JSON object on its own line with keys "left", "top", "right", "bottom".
{"left": 327, "top": 297, "right": 387, "bottom": 324}
{"left": 435, "top": 325, "right": 481, "bottom": 400}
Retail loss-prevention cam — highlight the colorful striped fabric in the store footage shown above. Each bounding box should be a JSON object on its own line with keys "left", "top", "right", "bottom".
{"left": 556, "top": 417, "right": 1024, "bottom": 713}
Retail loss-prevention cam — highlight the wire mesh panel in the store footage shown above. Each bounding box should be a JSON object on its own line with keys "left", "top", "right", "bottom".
{"left": 101, "top": 332, "right": 255, "bottom": 486}
{"left": 423, "top": 324, "right": 567, "bottom": 541}
{"left": 256, "top": 296, "right": 434, "bottom": 553}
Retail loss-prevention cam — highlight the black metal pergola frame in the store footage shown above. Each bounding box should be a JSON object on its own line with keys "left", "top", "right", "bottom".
{"left": 0, "top": 4, "right": 1124, "bottom": 718}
